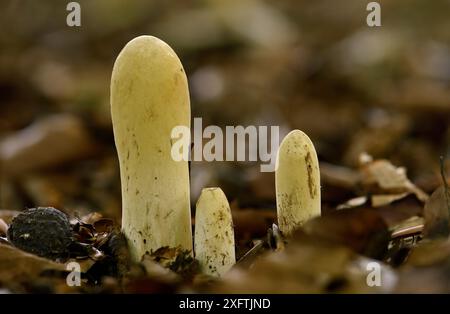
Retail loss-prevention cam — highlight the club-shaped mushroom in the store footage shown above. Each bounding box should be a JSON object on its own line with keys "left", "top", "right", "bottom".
{"left": 111, "top": 36, "right": 192, "bottom": 262}
{"left": 194, "top": 188, "right": 236, "bottom": 277}
{"left": 275, "top": 130, "right": 321, "bottom": 236}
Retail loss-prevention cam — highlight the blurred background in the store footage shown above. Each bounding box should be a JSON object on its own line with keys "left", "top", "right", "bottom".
{"left": 0, "top": 0, "right": 449, "bottom": 224}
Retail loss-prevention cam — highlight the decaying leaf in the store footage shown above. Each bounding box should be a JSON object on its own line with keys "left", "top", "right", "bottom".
{"left": 0, "top": 219, "right": 7, "bottom": 237}
{"left": 300, "top": 208, "right": 390, "bottom": 259}
{"left": 0, "top": 244, "right": 66, "bottom": 290}
{"left": 214, "top": 236, "right": 396, "bottom": 293}
{"left": 406, "top": 238, "right": 450, "bottom": 267}
{"left": 141, "top": 254, "right": 180, "bottom": 284}
{"left": 394, "top": 238, "right": 450, "bottom": 293}
{"left": 390, "top": 216, "right": 424, "bottom": 239}
{"left": 423, "top": 186, "right": 450, "bottom": 239}
{"left": 360, "top": 156, "right": 429, "bottom": 203}
{"left": 337, "top": 196, "right": 368, "bottom": 210}
{"left": 0, "top": 210, "right": 21, "bottom": 225}
{"left": 371, "top": 193, "right": 411, "bottom": 208}
{"left": 148, "top": 247, "right": 199, "bottom": 278}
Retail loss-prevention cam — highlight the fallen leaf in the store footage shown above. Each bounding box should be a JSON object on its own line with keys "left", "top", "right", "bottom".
{"left": 0, "top": 219, "right": 8, "bottom": 237}
{"left": 360, "top": 156, "right": 429, "bottom": 202}
{"left": 0, "top": 114, "right": 97, "bottom": 177}
{"left": 406, "top": 238, "right": 450, "bottom": 267}
{"left": 0, "top": 244, "right": 66, "bottom": 288}
{"left": 149, "top": 247, "right": 199, "bottom": 278}
{"left": 215, "top": 236, "right": 396, "bottom": 293}
{"left": 423, "top": 186, "right": 450, "bottom": 239}
{"left": 337, "top": 196, "right": 368, "bottom": 210}
{"left": 371, "top": 192, "right": 410, "bottom": 207}
{"left": 300, "top": 208, "right": 390, "bottom": 259}
{"left": 390, "top": 216, "right": 424, "bottom": 239}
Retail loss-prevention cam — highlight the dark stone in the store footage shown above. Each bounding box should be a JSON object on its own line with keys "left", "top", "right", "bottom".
{"left": 7, "top": 207, "right": 73, "bottom": 260}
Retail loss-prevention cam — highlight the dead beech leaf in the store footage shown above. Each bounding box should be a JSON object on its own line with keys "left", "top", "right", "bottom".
{"left": 0, "top": 210, "right": 21, "bottom": 225}
{"left": 375, "top": 194, "right": 424, "bottom": 228}
{"left": 0, "top": 219, "right": 8, "bottom": 236}
{"left": 0, "top": 243, "right": 65, "bottom": 284}
{"left": 337, "top": 196, "right": 368, "bottom": 210}
{"left": 390, "top": 216, "right": 424, "bottom": 239}
{"left": 80, "top": 212, "right": 103, "bottom": 225}
{"left": 423, "top": 186, "right": 450, "bottom": 239}
{"left": 300, "top": 208, "right": 390, "bottom": 259}
{"left": 93, "top": 218, "right": 114, "bottom": 234}
{"left": 337, "top": 193, "right": 415, "bottom": 210}
{"left": 215, "top": 237, "right": 395, "bottom": 294}
{"left": 360, "top": 157, "right": 428, "bottom": 202}
{"left": 141, "top": 254, "right": 180, "bottom": 284}
{"left": 371, "top": 192, "right": 410, "bottom": 207}
{"left": 394, "top": 266, "right": 450, "bottom": 293}
{"left": 149, "top": 247, "right": 198, "bottom": 278}
{"left": 395, "top": 239, "right": 450, "bottom": 293}
{"left": 320, "top": 162, "right": 361, "bottom": 189}
{"left": 406, "top": 238, "right": 450, "bottom": 267}
{"left": 232, "top": 208, "right": 277, "bottom": 242}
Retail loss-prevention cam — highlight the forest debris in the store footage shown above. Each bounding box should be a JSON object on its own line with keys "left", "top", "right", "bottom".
{"left": 148, "top": 247, "right": 199, "bottom": 278}
{"left": 213, "top": 0, "right": 298, "bottom": 49}
{"left": 0, "top": 243, "right": 65, "bottom": 285}
{"left": 360, "top": 156, "right": 429, "bottom": 202}
{"left": 79, "top": 212, "right": 104, "bottom": 225}
{"left": 0, "top": 219, "right": 7, "bottom": 237}
{"left": 154, "top": 0, "right": 297, "bottom": 51}
{"left": 216, "top": 237, "right": 395, "bottom": 293}
{"left": 21, "top": 175, "right": 64, "bottom": 208}
{"left": 395, "top": 239, "right": 450, "bottom": 293}
{"left": 232, "top": 208, "right": 276, "bottom": 245}
{"left": 406, "top": 238, "right": 450, "bottom": 267}
{"left": 383, "top": 79, "right": 450, "bottom": 112}
{"left": 373, "top": 194, "right": 423, "bottom": 229}
{"left": 0, "top": 114, "right": 97, "bottom": 177}
{"left": 141, "top": 255, "right": 180, "bottom": 285}
{"left": 423, "top": 187, "right": 449, "bottom": 239}
{"left": 336, "top": 156, "right": 429, "bottom": 210}
{"left": 394, "top": 266, "right": 450, "bottom": 293}
{"left": 236, "top": 240, "right": 266, "bottom": 268}
{"left": 320, "top": 162, "right": 360, "bottom": 189}
{"left": 337, "top": 196, "right": 368, "bottom": 210}
{"left": 371, "top": 193, "right": 410, "bottom": 207}
{"left": 267, "top": 224, "right": 285, "bottom": 252}
{"left": 0, "top": 210, "right": 21, "bottom": 225}
{"left": 7, "top": 207, "right": 73, "bottom": 260}
{"left": 300, "top": 208, "right": 390, "bottom": 259}
{"left": 390, "top": 216, "right": 424, "bottom": 239}
{"left": 344, "top": 113, "right": 411, "bottom": 165}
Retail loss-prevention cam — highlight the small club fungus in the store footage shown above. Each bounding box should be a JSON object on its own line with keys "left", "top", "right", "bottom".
{"left": 276, "top": 130, "right": 321, "bottom": 236}
{"left": 111, "top": 36, "right": 192, "bottom": 262}
{"left": 194, "top": 188, "right": 236, "bottom": 277}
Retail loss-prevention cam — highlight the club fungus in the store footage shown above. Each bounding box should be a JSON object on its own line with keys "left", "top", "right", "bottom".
{"left": 194, "top": 188, "right": 235, "bottom": 277}
{"left": 276, "top": 130, "right": 321, "bottom": 236}
{"left": 111, "top": 36, "right": 192, "bottom": 262}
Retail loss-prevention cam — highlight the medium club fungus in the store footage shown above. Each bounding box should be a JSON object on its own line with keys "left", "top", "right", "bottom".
{"left": 276, "top": 130, "right": 321, "bottom": 236}
{"left": 111, "top": 36, "right": 192, "bottom": 262}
